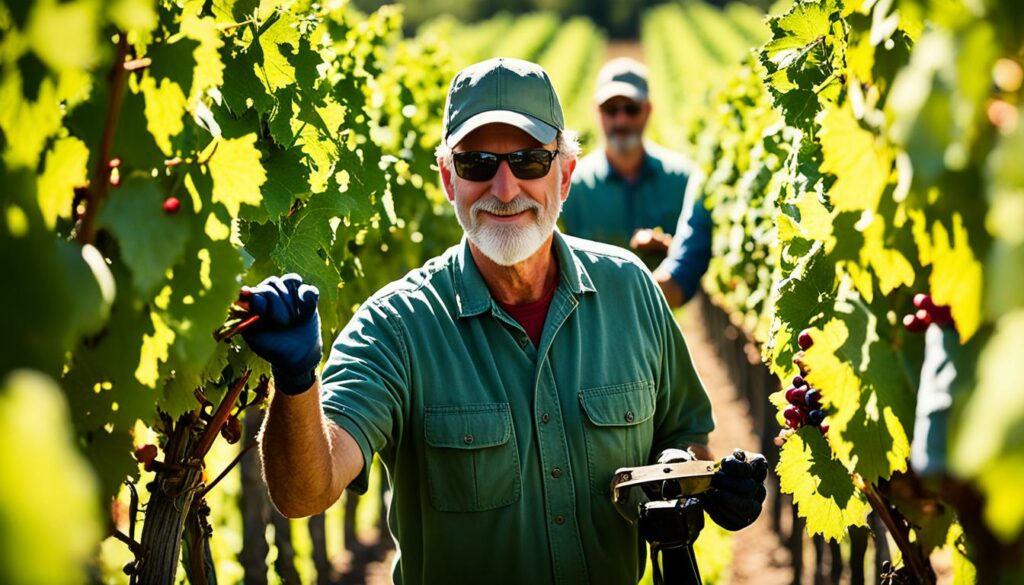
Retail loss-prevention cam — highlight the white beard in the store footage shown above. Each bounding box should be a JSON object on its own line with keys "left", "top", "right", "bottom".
{"left": 454, "top": 179, "right": 562, "bottom": 267}
{"left": 608, "top": 131, "right": 642, "bottom": 153}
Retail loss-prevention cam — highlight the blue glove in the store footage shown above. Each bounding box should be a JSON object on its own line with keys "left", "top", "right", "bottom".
{"left": 700, "top": 450, "right": 768, "bottom": 531}
{"left": 241, "top": 274, "right": 322, "bottom": 396}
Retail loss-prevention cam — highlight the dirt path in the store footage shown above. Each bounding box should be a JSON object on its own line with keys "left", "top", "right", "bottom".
{"left": 678, "top": 304, "right": 795, "bottom": 585}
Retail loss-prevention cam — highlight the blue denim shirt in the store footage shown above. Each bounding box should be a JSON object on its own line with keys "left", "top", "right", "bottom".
{"left": 657, "top": 171, "right": 712, "bottom": 300}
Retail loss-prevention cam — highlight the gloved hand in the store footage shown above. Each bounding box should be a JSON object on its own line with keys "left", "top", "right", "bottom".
{"left": 700, "top": 449, "right": 768, "bottom": 531}
{"left": 241, "top": 274, "right": 322, "bottom": 396}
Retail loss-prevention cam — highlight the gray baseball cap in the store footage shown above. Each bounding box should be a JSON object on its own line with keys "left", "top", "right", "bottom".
{"left": 594, "top": 57, "right": 649, "bottom": 104}
{"left": 443, "top": 58, "right": 565, "bottom": 147}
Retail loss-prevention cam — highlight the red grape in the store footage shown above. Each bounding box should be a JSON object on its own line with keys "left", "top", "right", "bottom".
{"left": 792, "top": 375, "right": 807, "bottom": 388}
{"left": 163, "top": 196, "right": 181, "bottom": 214}
{"left": 903, "top": 313, "right": 928, "bottom": 333}
{"left": 930, "top": 304, "right": 953, "bottom": 326}
{"left": 786, "top": 386, "right": 807, "bottom": 405}
{"left": 798, "top": 329, "right": 813, "bottom": 350}
{"left": 912, "top": 293, "right": 934, "bottom": 311}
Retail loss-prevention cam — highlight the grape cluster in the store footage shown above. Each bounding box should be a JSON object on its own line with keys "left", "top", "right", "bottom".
{"left": 902, "top": 293, "right": 953, "bottom": 333}
{"left": 782, "top": 329, "right": 828, "bottom": 435}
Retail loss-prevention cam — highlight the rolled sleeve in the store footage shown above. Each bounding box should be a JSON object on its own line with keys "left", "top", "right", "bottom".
{"left": 320, "top": 300, "right": 409, "bottom": 494}
{"left": 658, "top": 173, "right": 712, "bottom": 301}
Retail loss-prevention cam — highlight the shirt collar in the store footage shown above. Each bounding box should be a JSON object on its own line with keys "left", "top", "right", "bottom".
{"left": 453, "top": 230, "right": 596, "bottom": 319}
{"left": 600, "top": 145, "right": 658, "bottom": 184}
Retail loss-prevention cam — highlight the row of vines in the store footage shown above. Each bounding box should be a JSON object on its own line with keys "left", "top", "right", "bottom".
{"left": 671, "top": 0, "right": 1023, "bottom": 582}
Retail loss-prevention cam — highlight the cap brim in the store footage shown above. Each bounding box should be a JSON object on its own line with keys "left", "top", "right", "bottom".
{"left": 595, "top": 82, "right": 647, "bottom": 105}
{"left": 447, "top": 110, "right": 559, "bottom": 147}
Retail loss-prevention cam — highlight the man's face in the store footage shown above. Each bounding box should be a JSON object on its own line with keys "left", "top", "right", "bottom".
{"left": 599, "top": 96, "right": 651, "bottom": 153}
{"left": 439, "top": 123, "right": 574, "bottom": 266}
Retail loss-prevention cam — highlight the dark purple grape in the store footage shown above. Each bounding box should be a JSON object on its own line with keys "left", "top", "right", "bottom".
{"left": 805, "top": 389, "right": 821, "bottom": 409}
{"left": 792, "top": 375, "right": 807, "bottom": 388}
{"left": 808, "top": 409, "right": 825, "bottom": 426}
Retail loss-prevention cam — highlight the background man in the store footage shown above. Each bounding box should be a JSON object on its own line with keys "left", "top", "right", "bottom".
{"left": 561, "top": 57, "right": 692, "bottom": 268}
{"left": 244, "top": 57, "right": 765, "bottom": 584}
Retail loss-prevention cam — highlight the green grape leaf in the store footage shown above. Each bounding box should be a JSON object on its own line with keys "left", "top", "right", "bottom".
{"left": 208, "top": 134, "right": 267, "bottom": 216}
{"left": 928, "top": 214, "right": 983, "bottom": 341}
{"left": 0, "top": 73, "right": 63, "bottom": 169}
{"left": 98, "top": 176, "right": 192, "bottom": 297}
{"left": 179, "top": 14, "right": 225, "bottom": 101}
{"left": 859, "top": 213, "right": 915, "bottom": 296}
{"left": 37, "top": 136, "right": 90, "bottom": 229}
{"left": 269, "top": 190, "right": 353, "bottom": 332}
{"left": 0, "top": 370, "right": 102, "bottom": 584}
{"left": 57, "top": 241, "right": 115, "bottom": 339}
{"left": 140, "top": 75, "right": 188, "bottom": 156}
{"left": 219, "top": 37, "right": 275, "bottom": 116}
{"left": 261, "top": 148, "right": 312, "bottom": 218}
{"left": 26, "top": 0, "right": 100, "bottom": 73}
{"left": 802, "top": 302, "right": 915, "bottom": 483}
{"left": 107, "top": 0, "right": 158, "bottom": 36}
{"left": 818, "top": 104, "right": 892, "bottom": 213}
{"left": 766, "top": 246, "right": 837, "bottom": 376}
{"left": 778, "top": 428, "right": 871, "bottom": 541}
{"left": 159, "top": 234, "right": 244, "bottom": 416}
{"left": 0, "top": 169, "right": 82, "bottom": 378}
{"left": 759, "top": 0, "right": 846, "bottom": 130}
{"left": 256, "top": 9, "right": 303, "bottom": 93}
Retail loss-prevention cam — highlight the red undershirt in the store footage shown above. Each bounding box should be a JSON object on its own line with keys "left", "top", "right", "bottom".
{"left": 495, "top": 270, "right": 560, "bottom": 349}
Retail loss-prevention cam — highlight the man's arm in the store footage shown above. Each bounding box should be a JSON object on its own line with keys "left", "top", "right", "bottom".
{"left": 655, "top": 172, "right": 712, "bottom": 308}
{"left": 260, "top": 379, "right": 364, "bottom": 518}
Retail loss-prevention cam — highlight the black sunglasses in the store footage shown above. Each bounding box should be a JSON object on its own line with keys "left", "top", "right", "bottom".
{"left": 601, "top": 102, "right": 642, "bottom": 117}
{"left": 452, "top": 148, "right": 559, "bottom": 182}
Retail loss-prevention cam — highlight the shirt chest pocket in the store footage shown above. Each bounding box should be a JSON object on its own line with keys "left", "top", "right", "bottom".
{"left": 579, "top": 381, "right": 656, "bottom": 495}
{"left": 423, "top": 403, "right": 522, "bottom": 512}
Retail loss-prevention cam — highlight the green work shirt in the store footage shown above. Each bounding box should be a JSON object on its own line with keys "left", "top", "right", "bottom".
{"left": 562, "top": 143, "right": 692, "bottom": 266}
{"left": 319, "top": 231, "right": 714, "bottom": 585}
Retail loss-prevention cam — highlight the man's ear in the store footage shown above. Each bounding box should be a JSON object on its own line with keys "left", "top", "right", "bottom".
{"left": 439, "top": 158, "right": 455, "bottom": 203}
{"left": 560, "top": 158, "right": 576, "bottom": 202}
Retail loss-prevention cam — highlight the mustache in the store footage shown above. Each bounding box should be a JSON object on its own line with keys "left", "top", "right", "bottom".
{"left": 610, "top": 126, "right": 640, "bottom": 136}
{"left": 471, "top": 195, "right": 541, "bottom": 216}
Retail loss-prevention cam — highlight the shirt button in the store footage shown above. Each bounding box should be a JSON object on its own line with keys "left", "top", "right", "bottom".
{"left": 554, "top": 514, "right": 566, "bottom": 525}
{"left": 463, "top": 434, "right": 474, "bottom": 445}
{"left": 624, "top": 410, "right": 635, "bottom": 422}
{"left": 541, "top": 413, "right": 551, "bottom": 424}
{"left": 551, "top": 467, "right": 562, "bottom": 479}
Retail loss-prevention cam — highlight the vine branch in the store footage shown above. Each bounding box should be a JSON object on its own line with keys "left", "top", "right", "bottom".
{"left": 77, "top": 33, "right": 130, "bottom": 246}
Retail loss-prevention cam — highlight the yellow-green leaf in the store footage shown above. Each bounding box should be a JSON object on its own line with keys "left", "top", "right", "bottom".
{"left": 208, "top": 134, "right": 266, "bottom": 217}
{"left": 141, "top": 75, "right": 187, "bottom": 156}
{"left": 778, "top": 429, "right": 872, "bottom": 541}
{"left": 929, "top": 213, "right": 983, "bottom": 341}
{"left": 37, "top": 137, "right": 90, "bottom": 229}
{"left": 819, "top": 105, "right": 892, "bottom": 213}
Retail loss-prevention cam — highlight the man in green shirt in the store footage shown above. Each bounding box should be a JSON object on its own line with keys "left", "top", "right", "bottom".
{"left": 562, "top": 58, "right": 696, "bottom": 269}
{"left": 245, "top": 58, "right": 766, "bottom": 584}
